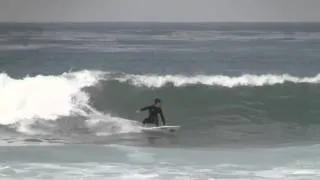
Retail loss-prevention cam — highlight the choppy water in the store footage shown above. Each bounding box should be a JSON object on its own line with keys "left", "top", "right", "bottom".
{"left": 1, "top": 22, "right": 320, "bottom": 179}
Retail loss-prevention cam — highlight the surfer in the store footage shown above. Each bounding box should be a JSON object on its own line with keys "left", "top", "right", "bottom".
{"left": 136, "top": 98, "right": 166, "bottom": 127}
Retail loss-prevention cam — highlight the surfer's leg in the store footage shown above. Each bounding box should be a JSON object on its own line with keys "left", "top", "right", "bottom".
{"left": 142, "top": 118, "right": 152, "bottom": 125}
{"left": 154, "top": 119, "right": 159, "bottom": 127}
{"left": 142, "top": 118, "right": 148, "bottom": 125}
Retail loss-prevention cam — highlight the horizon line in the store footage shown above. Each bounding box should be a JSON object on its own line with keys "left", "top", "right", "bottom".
{"left": 0, "top": 20, "right": 320, "bottom": 24}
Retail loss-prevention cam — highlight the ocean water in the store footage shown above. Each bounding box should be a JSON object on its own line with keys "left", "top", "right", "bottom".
{"left": 1, "top": 22, "right": 320, "bottom": 179}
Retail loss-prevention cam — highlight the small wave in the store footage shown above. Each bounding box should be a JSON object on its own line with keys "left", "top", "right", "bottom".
{"left": 113, "top": 73, "right": 320, "bottom": 88}
{"left": 0, "top": 44, "right": 53, "bottom": 51}
{"left": 151, "top": 31, "right": 320, "bottom": 41}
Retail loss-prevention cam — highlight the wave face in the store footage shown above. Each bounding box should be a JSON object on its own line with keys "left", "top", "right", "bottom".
{"left": 89, "top": 71, "right": 320, "bottom": 146}
{"left": 92, "top": 72, "right": 320, "bottom": 125}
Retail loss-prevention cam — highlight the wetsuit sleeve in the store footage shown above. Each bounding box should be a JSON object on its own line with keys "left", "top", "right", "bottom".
{"left": 140, "top": 106, "right": 151, "bottom": 111}
{"left": 160, "top": 108, "right": 166, "bottom": 125}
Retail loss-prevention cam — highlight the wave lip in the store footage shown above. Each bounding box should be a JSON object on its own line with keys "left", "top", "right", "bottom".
{"left": 115, "top": 73, "right": 320, "bottom": 88}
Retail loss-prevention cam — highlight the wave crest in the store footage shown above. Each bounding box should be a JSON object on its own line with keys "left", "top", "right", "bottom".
{"left": 115, "top": 73, "right": 320, "bottom": 88}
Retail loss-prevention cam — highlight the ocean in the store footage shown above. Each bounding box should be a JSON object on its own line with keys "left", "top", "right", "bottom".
{"left": 1, "top": 22, "right": 320, "bottom": 179}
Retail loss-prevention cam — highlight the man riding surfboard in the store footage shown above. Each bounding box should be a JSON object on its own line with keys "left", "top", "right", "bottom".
{"left": 136, "top": 98, "right": 166, "bottom": 127}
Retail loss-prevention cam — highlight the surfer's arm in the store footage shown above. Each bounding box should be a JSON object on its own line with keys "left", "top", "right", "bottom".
{"left": 159, "top": 109, "right": 166, "bottom": 125}
{"left": 136, "top": 106, "right": 150, "bottom": 113}
{"left": 140, "top": 106, "right": 151, "bottom": 111}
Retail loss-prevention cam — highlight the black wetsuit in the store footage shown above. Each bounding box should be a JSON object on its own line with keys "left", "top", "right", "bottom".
{"left": 140, "top": 105, "right": 166, "bottom": 126}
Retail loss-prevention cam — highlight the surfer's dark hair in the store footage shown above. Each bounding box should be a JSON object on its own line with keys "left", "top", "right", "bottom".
{"left": 154, "top": 98, "right": 161, "bottom": 103}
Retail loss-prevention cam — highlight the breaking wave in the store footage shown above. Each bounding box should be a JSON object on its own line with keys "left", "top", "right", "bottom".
{"left": 1, "top": 69, "right": 320, "bottom": 145}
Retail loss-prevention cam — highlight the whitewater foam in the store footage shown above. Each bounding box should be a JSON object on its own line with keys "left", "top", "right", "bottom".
{"left": 0, "top": 70, "right": 140, "bottom": 135}
{"left": 115, "top": 73, "right": 320, "bottom": 88}
{"left": 86, "top": 114, "right": 140, "bottom": 136}
{"left": 0, "top": 70, "right": 103, "bottom": 125}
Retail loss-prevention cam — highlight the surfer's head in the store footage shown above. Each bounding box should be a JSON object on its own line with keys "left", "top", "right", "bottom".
{"left": 154, "top": 98, "right": 161, "bottom": 107}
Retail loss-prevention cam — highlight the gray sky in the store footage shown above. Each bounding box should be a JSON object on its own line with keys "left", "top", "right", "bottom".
{"left": 1, "top": 0, "right": 320, "bottom": 22}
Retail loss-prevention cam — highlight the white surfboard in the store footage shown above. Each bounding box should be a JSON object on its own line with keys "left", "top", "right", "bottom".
{"left": 141, "top": 125, "right": 180, "bottom": 134}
